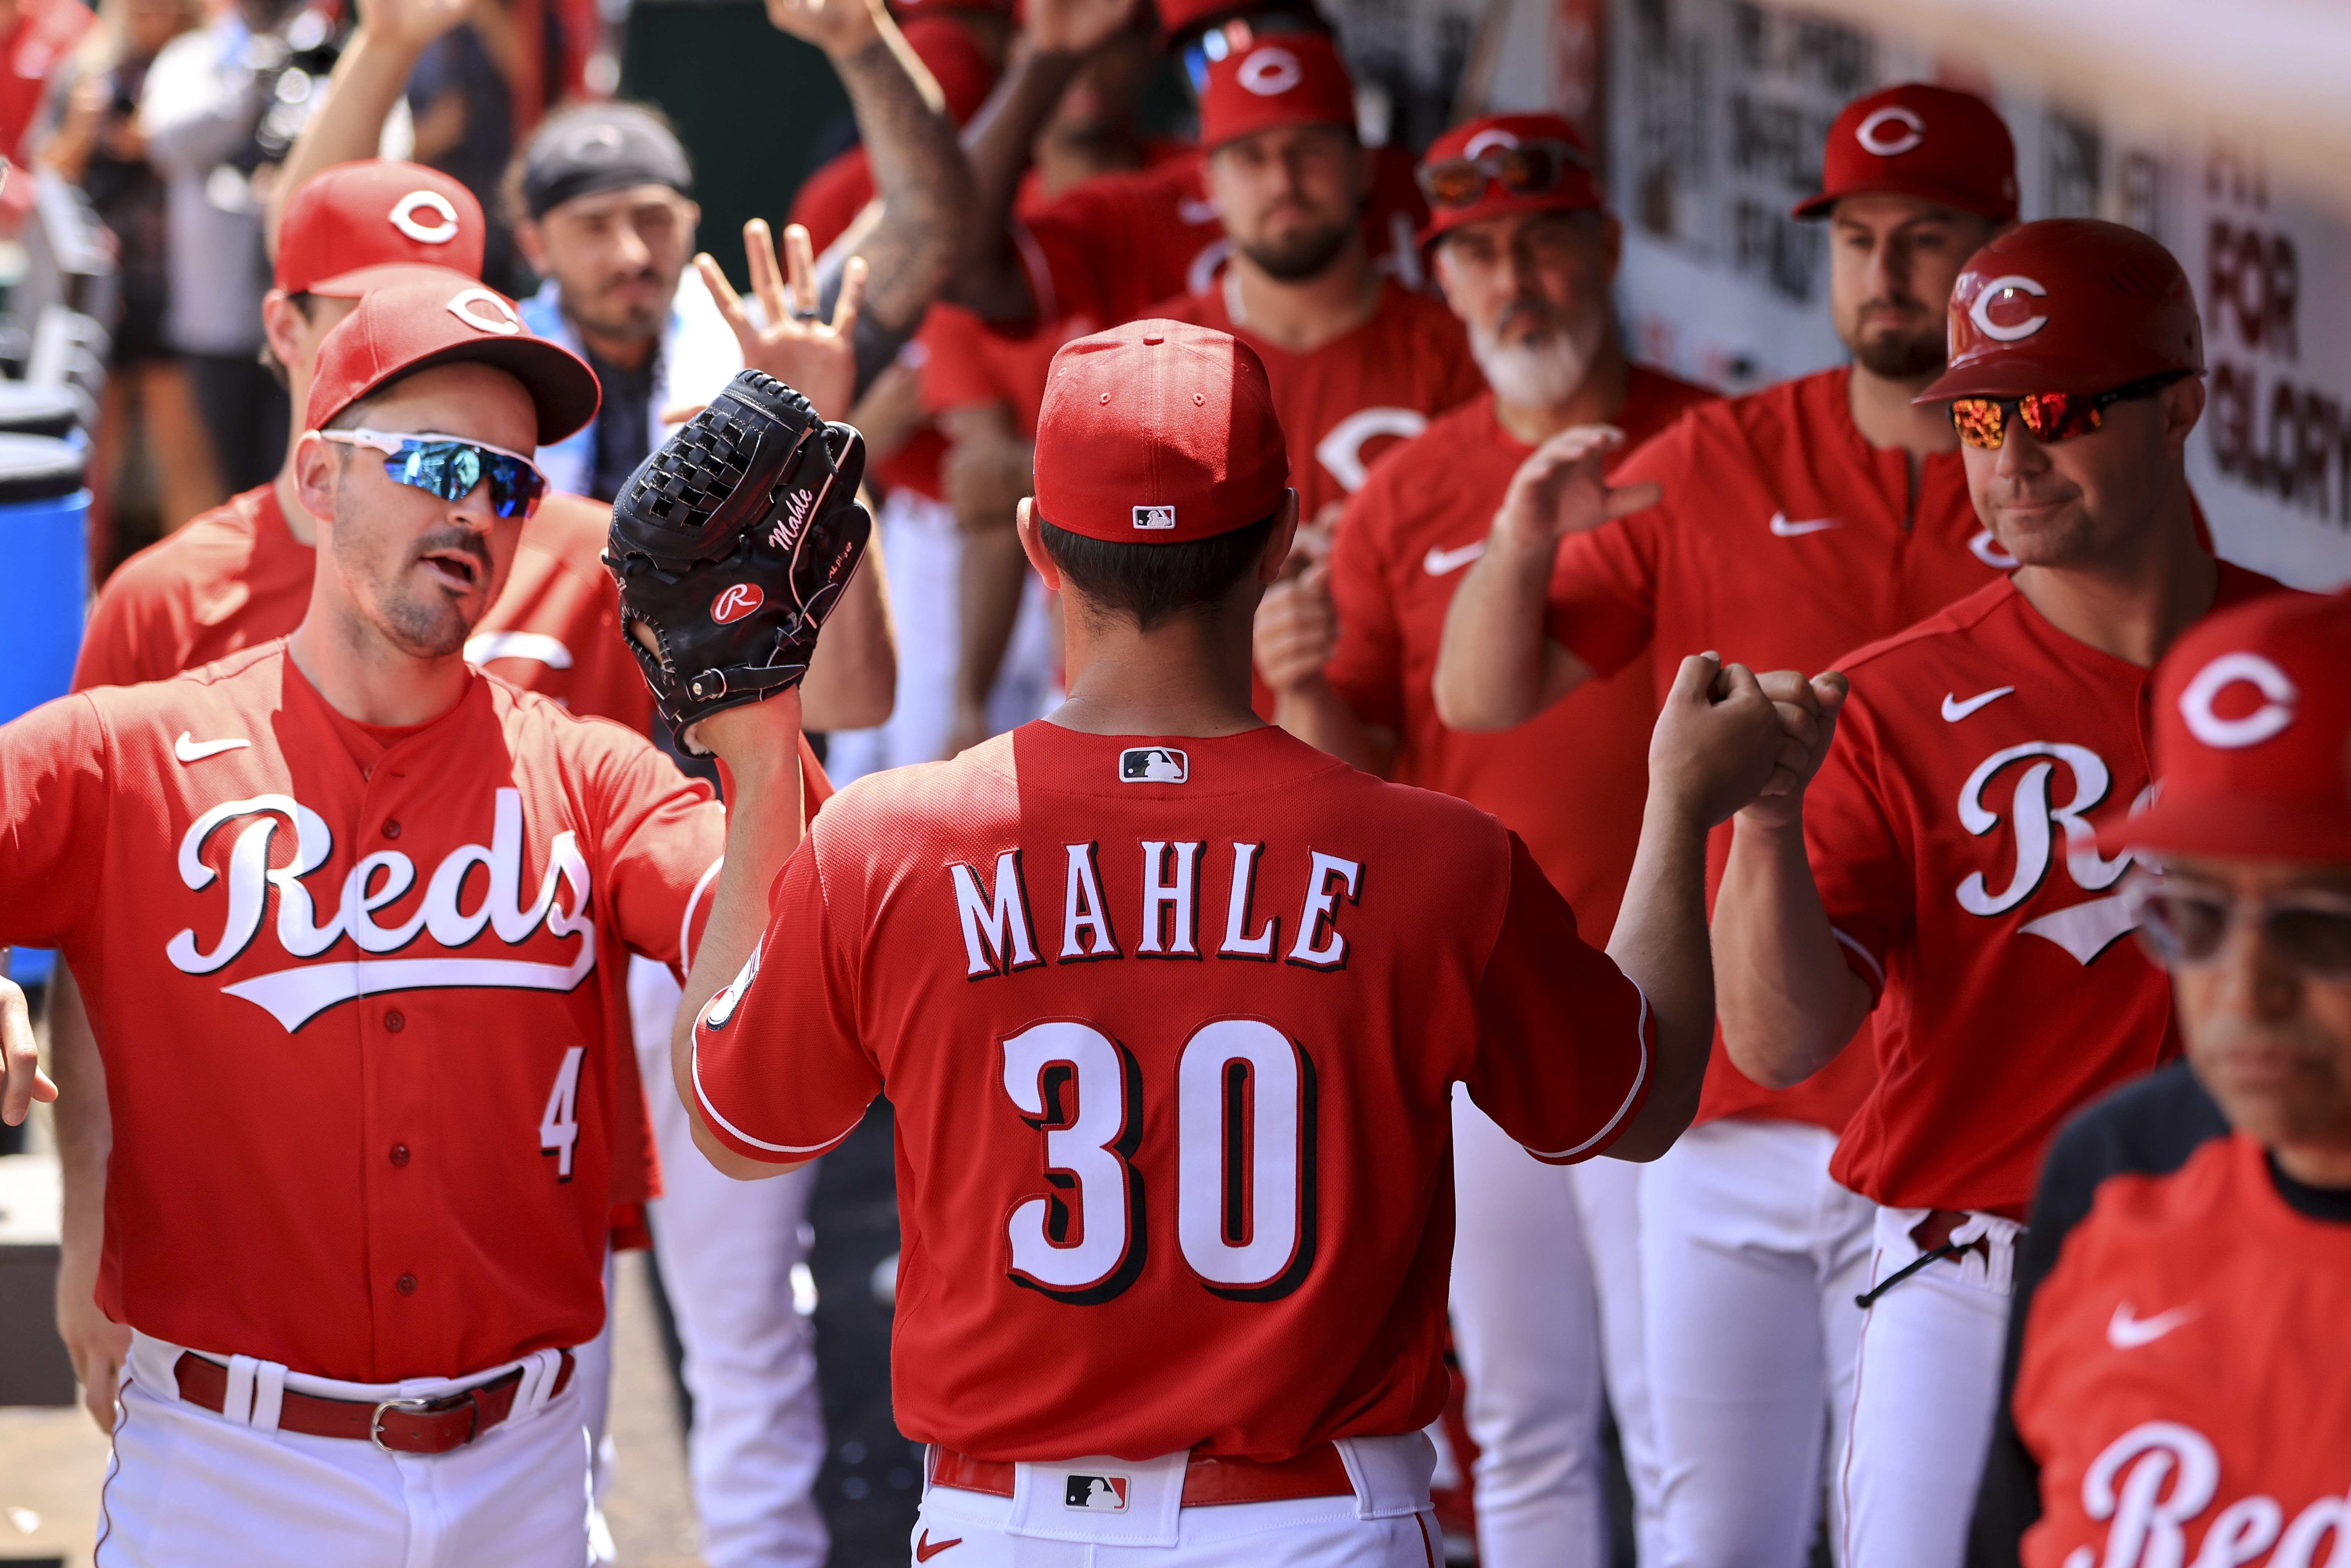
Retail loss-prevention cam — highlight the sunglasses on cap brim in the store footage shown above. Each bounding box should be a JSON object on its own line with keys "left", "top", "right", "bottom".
{"left": 1416, "top": 139, "right": 1589, "bottom": 210}
{"left": 321, "top": 429, "right": 552, "bottom": 519}
{"left": 1180, "top": 13, "right": 1323, "bottom": 94}
{"left": 2124, "top": 872, "right": 2351, "bottom": 981}
{"left": 1946, "top": 371, "right": 2190, "bottom": 451}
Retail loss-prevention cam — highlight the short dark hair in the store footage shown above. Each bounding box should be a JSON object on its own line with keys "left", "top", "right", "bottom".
{"left": 1040, "top": 515, "right": 1278, "bottom": 631}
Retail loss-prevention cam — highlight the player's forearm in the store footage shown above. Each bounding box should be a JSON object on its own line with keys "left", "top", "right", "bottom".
{"left": 1271, "top": 680, "right": 1393, "bottom": 777}
{"left": 1598, "top": 788, "right": 1714, "bottom": 1161}
{"left": 955, "top": 47, "right": 1082, "bottom": 275}
{"left": 50, "top": 968, "right": 110, "bottom": 1279}
{"left": 267, "top": 29, "right": 428, "bottom": 255}
{"left": 1433, "top": 527, "right": 1588, "bottom": 731}
{"left": 954, "top": 520, "right": 1028, "bottom": 711}
{"left": 828, "top": 27, "right": 974, "bottom": 333}
{"left": 798, "top": 551, "right": 896, "bottom": 731}
{"left": 1714, "top": 813, "right": 1871, "bottom": 1088}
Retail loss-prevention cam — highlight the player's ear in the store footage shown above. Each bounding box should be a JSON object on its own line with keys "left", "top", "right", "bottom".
{"left": 2160, "top": 375, "right": 2206, "bottom": 456}
{"left": 514, "top": 219, "right": 549, "bottom": 279}
{"left": 1015, "top": 497, "right": 1061, "bottom": 592}
{"left": 293, "top": 432, "right": 341, "bottom": 526}
{"left": 1257, "top": 489, "right": 1301, "bottom": 586}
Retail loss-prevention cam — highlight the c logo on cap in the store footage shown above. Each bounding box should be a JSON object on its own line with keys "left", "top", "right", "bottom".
{"left": 2179, "top": 651, "right": 2297, "bottom": 750}
{"left": 1968, "top": 274, "right": 2049, "bottom": 343}
{"left": 1236, "top": 46, "right": 1303, "bottom": 97}
{"left": 446, "top": 287, "right": 523, "bottom": 336}
{"left": 1855, "top": 105, "right": 1925, "bottom": 157}
{"left": 1463, "top": 128, "right": 1520, "bottom": 157}
{"left": 390, "top": 190, "right": 461, "bottom": 245}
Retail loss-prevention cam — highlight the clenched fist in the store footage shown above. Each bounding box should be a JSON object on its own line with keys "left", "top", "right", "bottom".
{"left": 1255, "top": 557, "right": 1340, "bottom": 698}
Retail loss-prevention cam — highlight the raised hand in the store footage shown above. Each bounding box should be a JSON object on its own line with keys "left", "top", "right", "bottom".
{"left": 764, "top": 0, "right": 885, "bottom": 57}
{"left": 1491, "top": 425, "right": 1663, "bottom": 554}
{"left": 1024, "top": 0, "right": 1141, "bottom": 56}
{"left": 1255, "top": 557, "right": 1340, "bottom": 697}
{"left": 355, "top": 0, "right": 474, "bottom": 53}
{"left": 1647, "top": 653, "right": 1795, "bottom": 830}
{"left": 1739, "top": 669, "right": 1849, "bottom": 829}
{"left": 695, "top": 220, "right": 867, "bottom": 423}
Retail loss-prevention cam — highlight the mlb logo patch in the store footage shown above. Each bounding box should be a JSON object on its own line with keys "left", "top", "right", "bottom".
{"left": 1064, "top": 1474, "right": 1130, "bottom": 1512}
{"left": 1119, "top": 747, "right": 1189, "bottom": 783}
{"left": 1133, "top": 505, "right": 1176, "bottom": 530}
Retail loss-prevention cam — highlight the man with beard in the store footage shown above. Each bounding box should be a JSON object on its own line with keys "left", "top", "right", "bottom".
{"left": 1254, "top": 113, "right": 1712, "bottom": 1568}
{"left": 1432, "top": 83, "right": 2020, "bottom": 1568}
{"left": 1711, "top": 220, "right": 2294, "bottom": 1568}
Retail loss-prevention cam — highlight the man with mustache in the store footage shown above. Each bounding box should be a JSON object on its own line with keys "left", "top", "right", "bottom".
{"left": 1710, "top": 220, "right": 2296, "bottom": 1568}
{"left": 1430, "top": 83, "right": 2020, "bottom": 1568}
{"left": 1253, "top": 112, "right": 1712, "bottom": 1568}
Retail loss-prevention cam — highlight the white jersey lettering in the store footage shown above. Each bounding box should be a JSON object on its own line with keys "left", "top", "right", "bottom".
{"left": 1956, "top": 742, "right": 2133, "bottom": 918}
{"left": 1137, "top": 841, "right": 1203, "bottom": 956}
{"left": 1286, "top": 853, "right": 1362, "bottom": 970}
{"left": 951, "top": 851, "right": 1040, "bottom": 977}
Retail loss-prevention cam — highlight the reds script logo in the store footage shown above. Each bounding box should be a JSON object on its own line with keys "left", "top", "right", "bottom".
{"left": 1956, "top": 741, "right": 2138, "bottom": 964}
{"left": 710, "top": 582, "right": 765, "bottom": 624}
{"left": 1969, "top": 275, "right": 2049, "bottom": 343}
{"left": 165, "top": 789, "right": 596, "bottom": 1030}
{"left": 389, "top": 189, "right": 462, "bottom": 244}
{"left": 2073, "top": 1421, "right": 2344, "bottom": 1567}
{"left": 2177, "top": 651, "right": 2297, "bottom": 749}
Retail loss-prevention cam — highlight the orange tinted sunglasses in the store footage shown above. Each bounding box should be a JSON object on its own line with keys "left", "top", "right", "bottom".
{"left": 1947, "top": 372, "right": 2186, "bottom": 450}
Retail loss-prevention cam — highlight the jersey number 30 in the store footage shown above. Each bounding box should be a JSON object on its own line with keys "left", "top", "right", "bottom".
{"left": 1000, "top": 1019, "right": 1316, "bottom": 1305}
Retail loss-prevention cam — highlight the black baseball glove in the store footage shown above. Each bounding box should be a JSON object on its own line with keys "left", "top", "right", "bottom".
{"left": 605, "top": 369, "right": 871, "bottom": 752}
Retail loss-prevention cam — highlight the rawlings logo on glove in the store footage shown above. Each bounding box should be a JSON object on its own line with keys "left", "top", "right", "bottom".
{"left": 603, "top": 369, "right": 871, "bottom": 752}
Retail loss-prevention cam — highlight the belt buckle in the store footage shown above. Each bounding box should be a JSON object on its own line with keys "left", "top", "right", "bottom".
{"left": 369, "top": 1396, "right": 439, "bottom": 1453}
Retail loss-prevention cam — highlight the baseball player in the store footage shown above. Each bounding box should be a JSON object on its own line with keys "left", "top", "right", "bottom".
{"left": 1255, "top": 112, "right": 1715, "bottom": 1567}
{"left": 1711, "top": 219, "right": 2299, "bottom": 1568}
{"left": 2003, "top": 591, "right": 2351, "bottom": 1568}
{"left": 668, "top": 318, "right": 1797, "bottom": 1567}
{"left": 0, "top": 274, "right": 817, "bottom": 1565}
{"left": 1430, "top": 82, "right": 2021, "bottom": 1566}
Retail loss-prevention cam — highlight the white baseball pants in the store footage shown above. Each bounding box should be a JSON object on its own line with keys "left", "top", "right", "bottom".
{"left": 631, "top": 956, "right": 831, "bottom": 1568}
{"left": 99, "top": 1332, "right": 589, "bottom": 1567}
{"left": 910, "top": 1434, "right": 1441, "bottom": 1567}
{"left": 1447, "top": 1086, "right": 1660, "bottom": 1568}
{"left": 1837, "top": 1206, "right": 2017, "bottom": 1568}
{"left": 1638, "top": 1116, "right": 1875, "bottom": 1568}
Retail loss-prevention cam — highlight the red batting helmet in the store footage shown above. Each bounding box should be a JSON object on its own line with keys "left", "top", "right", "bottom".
{"left": 1791, "top": 82, "right": 2017, "bottom": 224}
{"left": 1917, "top": 219, "right": 2204, "bottom": 402}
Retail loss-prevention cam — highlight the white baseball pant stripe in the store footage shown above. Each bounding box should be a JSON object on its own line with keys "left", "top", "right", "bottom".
{"left": 1838, "top": 1206, "right": 2017, "bottom": 1568}
{"left": 631, "top": 956, "right": 831, "bottom": 1568}
{"left": 97, "top": 1331, "right": 589, "bottom": 1568}
{"left": 1448, "top": 1086, "right": 1660, "bottom": 1568}
{"left": 1638, "top": 1116, "right": 1875, "bottom": 1568}
{"left": 910, "top": 1434, "right": 1440, "bottom": 1567}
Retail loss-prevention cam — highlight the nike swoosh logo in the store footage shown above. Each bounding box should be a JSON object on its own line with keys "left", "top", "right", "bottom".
{"left": 1769, "top": 512, "right": 1842, "bottom": 537}
{"left": 2107, "top": 1301, "right": 2198, "bottom": 1349}
{"left": 174, "top": 732, "right": 250, "bottom": 763}
{"left": 1940, "top": 686, "right": 2016, "bottom": 722}
{"left": 1423, "top": 541, "right": 1486, "bottom": 577}
{"left": 915, "top": 1531, "right": 964, "bottom": 1561}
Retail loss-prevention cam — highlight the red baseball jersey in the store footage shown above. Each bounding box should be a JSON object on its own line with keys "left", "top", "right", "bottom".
{"left": 1545, "top": 365, "right": 2012, "bottom": 1132}
{"left": 2014, "top": 1135, "right": 2351, "bottom": 1568}
{"left": 1014, "top": 143, "right": 1433, "bottom": 334}
{"left": 0, "top": 644, "right": 726, "bottom": 1380}
{"left": 1151, "top": 281, "right": 1483, "bottom": 528}
{"left": 1324, "top": 372, "right": 1718, "bottom": 940}
{"left": 919, "top": 300, "right": 1095, "bottom": 436}
{"left": 691, "top": 721, "right": 1654, "bottom": 1461}
{"left": 1809, "top": 566, "right": 2293, "bottom": 1216}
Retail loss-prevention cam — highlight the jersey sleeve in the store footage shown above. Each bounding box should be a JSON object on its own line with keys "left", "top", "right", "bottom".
{"left": 917, "top": 303, "right": 1007, "bottom": 416}
{"left": 689, "top": 825, "right": 879, "bottom": 1165}
{"left": 72, "top": 561, "right": 184, "bottom": 691}
{"left": 1322, "top": 478, "right": 1406, "bottom": 732}
{"left": 586, "top": 728, "right": 729, "bottom": 977}
{"left": 1540, "top": 429, "right": 1679, "bottom": 679}
{"left": 1462, "top": 831, "right": 1654, "bottom": 1164}
{"left": 0, "top": 693, "right": 111, "bottom": 947}
{"left": 1802, "top": 693, "right": 1910, "bottom": 1002}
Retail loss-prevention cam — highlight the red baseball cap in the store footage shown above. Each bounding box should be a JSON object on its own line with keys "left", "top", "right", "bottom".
{"left": 1196, "top": 31, "right": 1355, "bottom": 152}
{"left": 1418, "top": 113, "right": 1602, "bottom": 248}
{"left": 275, "top": 161, "right": 487, "bottom": 298}
{"left": 1791, "top": 83, "right": 2017, "bottom": 224}
{"left": 305, "top": 276, "right": 600, "bottom": 446}
{"left": 1034, "top": 318, "right": 1289, "bottom": 543}
{"left": 2103, "top": 591, "right": 2351, "bottom": 863}
{"left": 1917, "top": 219, "right": 2204, "bottom": 402}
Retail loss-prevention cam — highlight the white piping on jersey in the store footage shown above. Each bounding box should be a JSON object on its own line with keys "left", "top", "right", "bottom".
{"left": 1832, "top": 926, "right": 1886, "bottom": 991}
{"left": 692, "top": 1033, "right": 854, "bottom": 1156}
{"left": 221, "top": 947, "right": 597, "bottom": 1031}
{"left": 1523, "top": 980, "right": 1652, "bottom": 1161}
{"left": 680, "top": 854, "right": 724, "bottom": 977}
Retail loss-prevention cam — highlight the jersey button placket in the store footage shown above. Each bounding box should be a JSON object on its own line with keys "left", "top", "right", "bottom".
{"left": 389, "top": 1143, "right": 410, "bottom": 1167}
{"left": 396, "top": 1273, "right": 417, "bottom": 1296}
{"left": 383, "top": 1009, "right": 405, "bottom": 1033}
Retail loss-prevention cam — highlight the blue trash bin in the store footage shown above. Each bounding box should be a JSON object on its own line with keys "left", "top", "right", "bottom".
{"left": 0, "top": 430, "right": 89, "bottom": 988}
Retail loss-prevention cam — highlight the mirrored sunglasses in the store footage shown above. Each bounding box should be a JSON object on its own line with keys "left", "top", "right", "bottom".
{"left": 2124, "top": 875, "right": 2351, "bottom": 980}
{"left": 322, "top": 429, "right": 551, "bottom": 519}
{"left": 1416, "top": 139, "right": 1589, "bottom": 210}
{"left": 1947, "top": 372, "right": 2186, "bottom": 451}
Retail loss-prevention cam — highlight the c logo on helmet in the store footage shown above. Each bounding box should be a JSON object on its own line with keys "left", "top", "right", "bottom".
{"left": 710, "top": 582, "right": 765, "bottom": 625}
{"left": 1968, "top": 274, "right": 2049, "bottom": 343}
{"left": 1236, "top": 47, "right": 1303, "bottom": 97}
{"left": 2178, "top": 651, "right": 2297, "bottom": 750}
{"left": 445, "top": 287, "right": 523, "bottom": 336}
{"left": 390, "top": 190, "right": 461, "bottom": 244}
{"left": 1855, "top": 105, "right": 1925, "bottom": 157}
